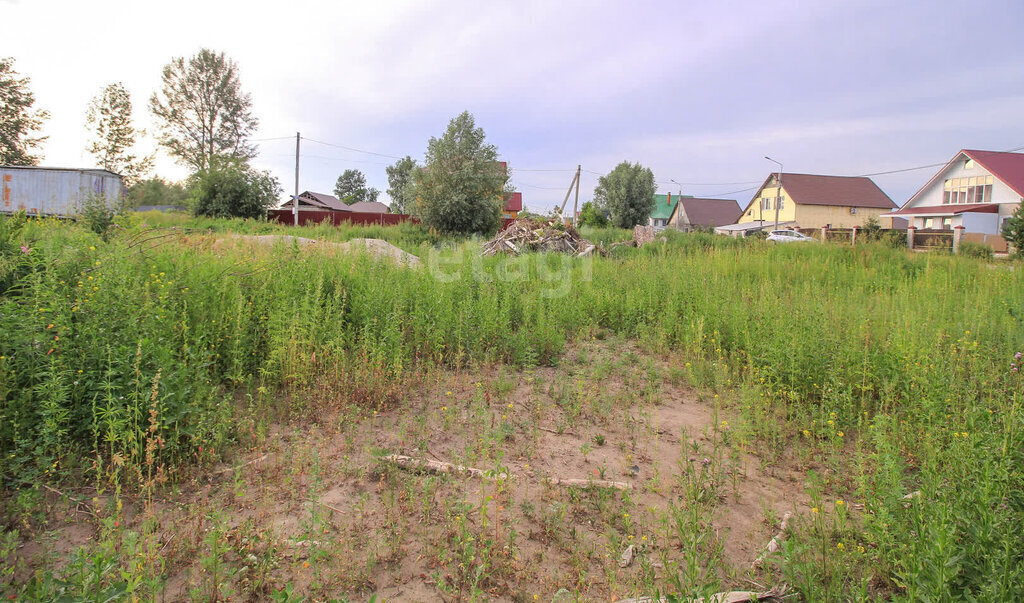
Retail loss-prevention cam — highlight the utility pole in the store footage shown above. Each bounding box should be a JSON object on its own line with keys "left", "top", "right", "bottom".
{"left": 765, "top": 156, "right": 783, "bottom": 231}
{"left": 558, "top": 167, "right": 580, "bottom": 224}
{"left": 572, "top": 165, "right": 581, "bottom": 227}
{"left": 293, "top": 132, "right": 300, "bottom": 226}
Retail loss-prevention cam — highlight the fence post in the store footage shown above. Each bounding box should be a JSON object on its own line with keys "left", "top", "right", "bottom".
{"left": 952, "top": 225, "right": 964, "bottom": 254}
{"left": 907, "top": 226, "right": 916, "bottom": 250}
{"left": 851, "top": 226, "right": 858, "bottom": 245}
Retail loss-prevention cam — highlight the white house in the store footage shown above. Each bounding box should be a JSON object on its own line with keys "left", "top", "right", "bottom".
{"left": 884, "top": 149, "right": 1024, "bottom": 234}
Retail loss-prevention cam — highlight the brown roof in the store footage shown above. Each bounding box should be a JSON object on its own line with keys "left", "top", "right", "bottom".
{"left": 297, "top": 191, "right": 350, "bottom": 211}
{"left": 348, "top": 200, "right": 390, "bottom": 213}
{"left": 750, "top": 173, "right": 896, "bottom": 210}
{"left": 676, "top": 197, "right": 742, "bottom": 227}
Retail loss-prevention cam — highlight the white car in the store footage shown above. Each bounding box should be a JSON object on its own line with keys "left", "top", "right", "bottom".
{"left": 766, "top": 229, "right": 816, "bottom": 243}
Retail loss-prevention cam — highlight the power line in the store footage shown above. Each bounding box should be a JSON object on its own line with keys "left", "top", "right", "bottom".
{"left": 302, "top": 137, "right": 403, "bottom": 160}
{"left": 251, "top": 135, "right": 295, "bottom": 143}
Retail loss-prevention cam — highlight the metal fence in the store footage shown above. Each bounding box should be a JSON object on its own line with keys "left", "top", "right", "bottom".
{"left": 267, "top": 209, "right": 416, "bottom": 227}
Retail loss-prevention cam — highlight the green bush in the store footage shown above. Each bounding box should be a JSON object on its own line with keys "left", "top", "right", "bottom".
{"left": 958, "top": 241, "right": 993, "bottom": 259}
{"left": 191, "top": 162, "right": 281, "bottom": 220}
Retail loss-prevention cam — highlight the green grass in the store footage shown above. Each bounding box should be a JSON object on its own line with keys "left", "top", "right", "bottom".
{"left": 1, "top": 212, "right": 1022, "bottom": 600}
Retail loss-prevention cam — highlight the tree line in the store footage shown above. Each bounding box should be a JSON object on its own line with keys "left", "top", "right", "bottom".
{"left": 0, "top": 52, "right": 661, "bottom": 233}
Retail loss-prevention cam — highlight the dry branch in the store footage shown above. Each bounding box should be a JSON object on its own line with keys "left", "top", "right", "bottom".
{"left": 752, "top": 511, "right": 792, "bottom": 568}
{"left": 383, "top": 454, "right": 632, "bottom": 490}
{"left": 211, "top": 453, "right": 268, "bottom": 476}
{"left": 620, "top": 584, "right": 788, "bottom": 603}
{"left": 382, "top": 454, "right": 509, "bottom": 479}
{"left": 546, "top": 477, "right": 632, "bottom": 490}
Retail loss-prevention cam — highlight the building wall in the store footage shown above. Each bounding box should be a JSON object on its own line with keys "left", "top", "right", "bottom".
{"left": 961, "top": 211, "right": 999, "bottom": 233}
{"left": 795, "top": 204, "right": 891, "bottom": 229}
{"left": 1, "top": 168, "right": 123, "bottom": 217}
{"left": 738, "top": 181, "right": 795, "bottom": 224}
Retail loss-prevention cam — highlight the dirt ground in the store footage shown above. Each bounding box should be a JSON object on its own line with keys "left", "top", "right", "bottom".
{"left": 10, "top": 338, "right": 811, "bottom": 602}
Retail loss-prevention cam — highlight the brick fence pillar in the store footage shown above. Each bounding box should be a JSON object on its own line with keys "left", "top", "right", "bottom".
{"left": 820, "top": 225, "right": 828, "bottom": 241}
{"left": 952, "top": 225, "right": 964, "bottom": 254}
{"left": 851, "top": 226, "right": 859, "bottom": 245}
{"left": 907, "top": 226, "right": 916, "bottom": 250}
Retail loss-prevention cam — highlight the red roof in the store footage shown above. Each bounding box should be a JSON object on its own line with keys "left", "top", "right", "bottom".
{"left": 504, "top": 191, "right": 522, "bottom": 212}
{"left": 892, "top": 203, "right": 999, "bottom": 216}
{"left": 963, "top": 149, "right": 1024, "bottom": 197}
{"left": 757, "top": 173, "right": 896, "bottom": 209}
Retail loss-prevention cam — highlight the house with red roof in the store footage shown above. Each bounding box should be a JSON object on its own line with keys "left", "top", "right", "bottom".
{"left": 504, "top": 191, "right": 522, "bottom": 220}
{"left": 883, "top": 149, "right": 1024, "bottom": 235}
{"left": 730, "top": 173, "right": 897, "bottom": 233}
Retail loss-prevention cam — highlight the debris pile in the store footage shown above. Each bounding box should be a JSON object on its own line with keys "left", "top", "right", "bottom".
{"left": 482, "top": 219, "right": 599, "bottom": 257}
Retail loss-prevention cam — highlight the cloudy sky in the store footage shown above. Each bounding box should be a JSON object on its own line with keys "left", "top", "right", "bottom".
{"left": 5, "top": 0, "right": 1024, "bottom": 211}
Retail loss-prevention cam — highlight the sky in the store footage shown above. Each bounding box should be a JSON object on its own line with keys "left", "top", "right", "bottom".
{"left": 4, "top": 0, "right": 1024, "bottom": 212}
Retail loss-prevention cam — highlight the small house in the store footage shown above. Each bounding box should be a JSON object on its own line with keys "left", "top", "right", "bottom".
{"left": 667, "top": 197, "right": 741, "bottom": 231}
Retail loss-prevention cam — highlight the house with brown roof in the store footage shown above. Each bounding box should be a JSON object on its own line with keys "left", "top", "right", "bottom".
{"left": 666, "top": 196, "right": 742, "bottom": 231}
{"left": 882, "top": 149, "right": 1024, "bottom": 235}
{"left": 348, "top": 200, "right": 391, "bottom": 213}
{"left": 287, "top": 191, "right": 351, "bottom": 212}
{"left": 735, "top": 173, "right": 897, "bottom": 230}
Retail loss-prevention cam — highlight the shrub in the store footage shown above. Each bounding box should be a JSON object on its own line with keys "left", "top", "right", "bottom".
{"left": 958, "top": 241, "right": 993, "bottom": 259}
{"left": 191, "top": 162, "right": 281, "bottom": 220}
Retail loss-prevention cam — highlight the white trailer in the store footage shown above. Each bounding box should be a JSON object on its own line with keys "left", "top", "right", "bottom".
{"left": 0, "top": 166, "right": 124, "bottom": 217}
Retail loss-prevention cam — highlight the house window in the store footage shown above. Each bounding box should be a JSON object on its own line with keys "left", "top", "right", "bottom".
{"left": 776, "top": 196, "right": 785, "bottom": 210}
{"left": 943, "top": 176, "right": 993, "bottom": 204}
{"left": 941, "top": 217, "right": 952, "bottom": 229}
{"left": 761, "top": 197, "right": 771, "bottom": 210}
{"left": 924, "top": 218, "right": 934, "bottom": 229}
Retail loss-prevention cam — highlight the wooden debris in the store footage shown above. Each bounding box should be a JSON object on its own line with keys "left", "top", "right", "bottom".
{"left": 212, "top": 453, "right": 269, "bottom": 475}
{"left": 546, "top": 477, "right": 633, "bottom": 490}
{"left": 633, "top": 224, "right": 655, "bottom": 246}
{"left": 384, "top": 454, "right": 632, "bottom": 490}
{"left": 620, "top": 584, "right": 788, "bottom": 603}
{"left": 382, "top": 454, "right": 508, "bottom": 479}
{"left": 752, "top": 512, "right": 792, "bottom": 568}
{"left": 482, "top": 219, "right": 600, "bottom": 256}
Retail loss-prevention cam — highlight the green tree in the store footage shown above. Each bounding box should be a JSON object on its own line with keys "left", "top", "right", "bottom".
{"left": 577, "top": 201, "right": 609, "bottom": 228}
{"left": 85, "top": 83, "right": 153, "bottom": 186}
{"left": 334, "top": 169, "right": 379, "bottom": 204}
{"left": 127, "top": 177, "right": 189, "bottom": 209}
{"left": 0, "top": 57, "right": 49, "bottom": 165}
{"left": 1001, "top": 200, "right": 1024, "bottom": 256}
{"left": 593, "top": 162, "right": 656, "bottom": 228}
{"left": 386, "top": 155, "right": 419, "bottom": 214}
{"left": 190, "top": 161, "right": 280, "bottom": 219}
{"left": 149, "top": 49, "right": 258, "bottom": 172}
{"left": 414, "top": 111, "right": 508, "bottom": 234}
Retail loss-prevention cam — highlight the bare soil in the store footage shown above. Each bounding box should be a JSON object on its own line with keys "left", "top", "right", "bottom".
{"left": 10, "top": 338, "right": 810, "bottom": 602}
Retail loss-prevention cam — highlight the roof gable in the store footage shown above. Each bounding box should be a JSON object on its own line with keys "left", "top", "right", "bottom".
{"left": 963, "top": 149, "right": 1024, "bottom": 197}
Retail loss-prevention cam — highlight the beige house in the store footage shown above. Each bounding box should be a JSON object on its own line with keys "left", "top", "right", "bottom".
{"left": 737, "top": 173, "right": 898, "bottom": 229}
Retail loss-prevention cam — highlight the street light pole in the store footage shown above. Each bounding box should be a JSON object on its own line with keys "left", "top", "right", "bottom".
{"left": 765, "top": 156, "right": 783, "bottom": 231}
